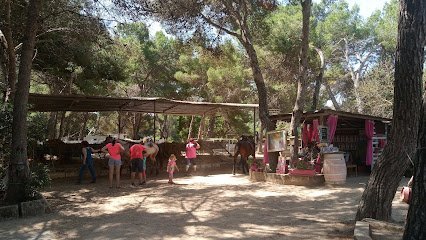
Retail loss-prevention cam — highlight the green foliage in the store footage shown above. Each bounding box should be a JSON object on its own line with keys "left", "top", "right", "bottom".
{"left": 0, "top": 164, "right": 6, "bottom": 192}
{"left": 171, "top": 116, "right": 191, "bottom": 142}
{"left": 263, "top": 5, "right": 302, "bottom": 53}
{"left": 31, "top": 0, "right": 123, "bottom": 95}
{"left": 373, "top": 0, "right": 398, "bottom": 58}
{"left": 313, "top": 1, "right": 362, "bottom": 46}
{"left": 295, "top": 159, "right": 313, "bottom": 170}
{"left": 0, "top": 103, "right": 13, "bottom": 166}
{"left": 25, "top": 163, "right": 51, "bottom": 200}
{"left": 28, "top": 113, "right": 49, "bottom": 145}
{"left": 358, "top": 61, "right": 394, "bottom": 118}
{"left": 18, "top": 0, "right": 401, "bottom": 145}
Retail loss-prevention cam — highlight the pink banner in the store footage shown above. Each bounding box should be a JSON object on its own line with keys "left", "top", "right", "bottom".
{"left": 302, "top": 124, "right": 310, "bottom": 146}
{"left": 365, "top": 120, "right": 375, "bottom": 166}
{"left": 327, "top": 115, "right": 338, "bottom": 143}
{"left": 312, "top": 119, "right": 319, "bottom": 142}
{"left": 263, "top": 140, "right": 269, "bottom": 164}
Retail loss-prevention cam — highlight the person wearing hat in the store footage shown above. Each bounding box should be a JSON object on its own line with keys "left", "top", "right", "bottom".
{"left": 185, "top": 137, "right": 200, "bottom": 176}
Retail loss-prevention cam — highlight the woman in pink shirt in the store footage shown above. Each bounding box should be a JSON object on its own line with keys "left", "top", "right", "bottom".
{"left": 185, "top": 138, "right": 200, "bottom": 176}
{"left": 102, "top": 138, "right": 124, "bottom": 188}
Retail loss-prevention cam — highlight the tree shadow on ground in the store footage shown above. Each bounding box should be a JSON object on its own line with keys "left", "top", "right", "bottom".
{"left": 0, "top": 174, "right": 409, "bottom": 239}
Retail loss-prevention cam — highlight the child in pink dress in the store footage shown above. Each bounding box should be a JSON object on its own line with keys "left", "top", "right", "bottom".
{"left": 167, "top": 154, "right": 179, "bottom": 184}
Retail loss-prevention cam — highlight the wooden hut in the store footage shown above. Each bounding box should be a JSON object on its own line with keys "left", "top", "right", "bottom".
{"left": 270, "top": 109, "right": 391, "bottom": 173}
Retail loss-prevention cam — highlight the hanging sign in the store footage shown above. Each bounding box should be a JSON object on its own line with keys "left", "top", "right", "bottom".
{"left": 267, "top": 130, "right": 287, "bottom": 152}
{"left": 318, "top": 125, "right": 329, "bottom": 143}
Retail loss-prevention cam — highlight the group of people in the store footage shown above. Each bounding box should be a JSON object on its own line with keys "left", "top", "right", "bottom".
{"left": 77, "top": 137, "right": 201, "bottom": 187}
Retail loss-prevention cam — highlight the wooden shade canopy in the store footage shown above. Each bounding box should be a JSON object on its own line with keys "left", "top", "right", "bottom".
{"left": 28, "top": 93, "right": 258, "bottom": 116}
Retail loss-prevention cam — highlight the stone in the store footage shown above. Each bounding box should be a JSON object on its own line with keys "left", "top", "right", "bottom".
{"left": 363, "top": 218, "right": 404, "bottom": 240}
{"left": 249, "top": 170, "right": 265, "bottom": 182}
{"left": 20, "top": 198, "right": 47, "bottom": 217}
{"left": 283, "top": 174, "right": 325, "bottom": 186}
{"left": 0, "top": 204, "right": 19, "bottom": 221}
{"left": 354, "top": 221, "right": 372, "bottom": 240}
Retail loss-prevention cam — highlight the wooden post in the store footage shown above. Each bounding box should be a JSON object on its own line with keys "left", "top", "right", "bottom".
{"left": 153, "top": 101, "right": 156, "bottom": 142}
{"left": 253, "top": 107, "right": 256, "bottom": 144}
{"left": 118, "top": 111, "right": 121, "bottom": 138}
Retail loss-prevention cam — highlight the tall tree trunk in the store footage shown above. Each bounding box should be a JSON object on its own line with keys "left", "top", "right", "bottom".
{"left": 132, "top": 112, "right": 142, "bottom": 139}
{"left": 312, "top": 46, "right": 324, "bottom": 111}
{"left": 187, "top": 115, "right": 194, "bottom": 140}
{"left": 324, "top": 80, "right": 340, "bottom": 110}
{"left": 63, "top": 113, "right": 72, "bottom": 139}
{"left": 353, "top": 77, "right": 363, "bottom": 113}
{"left": 402, "top": 1, "right": 426, "bottom": 237}
{"left": 197, "top": 115, "right": 205, "bottom": 140}
{"left": 404, "top": 93, "right": 426, "bottom": 239}
{"left": 240, "top": 26, "right": 278, "bottom": 170}
{"left": 58, "top": 111, "right": 66, "bottom": 138}
{"left": 242, "top": 40, "right": 273, "bottom": 131}
{"left": 2, "top": 0, "right": 17, "bottom": 103}
{"left": 0, "top": 30, "right": 9, "bottom": 103}
{"left": 356, "top": 0, "right": 424, "bottom": 221}
{"left": 6, "top": 0, "right": 41, "bottom": 204}
{"left": 290, "top": 0, "right": 311, "bottom": 162}
{"left": 207, "top": 116, "right": 215, "bottom": 138}
{"left": 257, "top": 125, "right": 265, "bottom": 153}
{"left": 47, "top": 112, "right": 57, "bottom": 139}
{"left": 160, "top": 115, "right": 169, "bottom": 139}
{"left": 79, "top": 112, "right": 89, "bottom": 140}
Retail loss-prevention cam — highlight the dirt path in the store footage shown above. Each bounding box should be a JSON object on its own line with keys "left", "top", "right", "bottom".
{"left": 0, "top": 172, "right": 409, "bottom": 239}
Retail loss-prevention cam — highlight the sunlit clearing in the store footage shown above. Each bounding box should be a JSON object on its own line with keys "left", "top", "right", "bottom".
{"left": 239, "top": 223, "right": 290, "bottom": 237}
{"left": 99, "top": 194, "right": 145, "bottom": 214}
{"left": 249, "top": 189, "right": 284, "bottom": 198}
{"left": 178, "top": 174, "right": 250, "bottom": 186}
{"left": 308, "top": 189, "right": 334, "bottom": 197}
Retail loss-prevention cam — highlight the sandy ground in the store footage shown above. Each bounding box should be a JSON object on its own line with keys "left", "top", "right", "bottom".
{"left": 0, "top": 170, "right": 409, "bottom": 240}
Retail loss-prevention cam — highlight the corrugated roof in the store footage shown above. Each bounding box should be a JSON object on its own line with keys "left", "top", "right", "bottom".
{"left": 270, "top": 109, "right": 392, "bottom": 123}
{"left": 28, "top": 93, "right": 258, "bottom": 116}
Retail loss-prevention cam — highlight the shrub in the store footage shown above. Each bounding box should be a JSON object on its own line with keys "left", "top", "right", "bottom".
{"left": 0, "top": 103, "right": 12, "bottom": 167}
{"left": 295, "top": 159, "right": 313, "bottom": 170}
{"left": 25, "top": 163, "right": 51, "bottom": 200}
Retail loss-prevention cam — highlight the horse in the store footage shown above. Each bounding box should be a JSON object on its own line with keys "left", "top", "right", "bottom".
{"left": 143, "top": 137, "right": 160, "bottom": 176}
{"left": 233, "top": 135, "right": 256, "bottom": 175}
{"left": 106, "top": 138, "right": 160, "bottom": 176}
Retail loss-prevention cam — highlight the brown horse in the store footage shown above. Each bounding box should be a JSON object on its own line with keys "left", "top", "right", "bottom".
{"left": 143, "top": 137, "right": 160, "bottom": 175}
{"left": 233, "top": 135, "right": 255, "bottom": 175}
{"left": 114, "top": 138, "right": 160, "bottom": 176}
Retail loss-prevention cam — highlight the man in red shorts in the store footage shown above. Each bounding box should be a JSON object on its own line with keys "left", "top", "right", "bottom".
{"left": 130, "top": 142, "right": 146, "bottom": 186}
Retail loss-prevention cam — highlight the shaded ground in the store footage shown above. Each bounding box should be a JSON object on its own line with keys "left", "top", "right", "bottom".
{"left": 0, "top": 170, "right": 409, "bottom": 240}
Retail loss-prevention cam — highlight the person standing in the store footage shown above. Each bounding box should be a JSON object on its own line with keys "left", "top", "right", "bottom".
{"left": 77, "top": 141, "right": 99, "bottom": 184}
{"left": 185, "top": 138, "right": 200, "bottom": 176}
{"left": 129, "top": 142, "right": 146, "bottom": 186}
{"left": 167, "top": 154, "right": 179, "bottom": 184}
{"left": 102, "top": 138, "right": 124, "bottom": 188}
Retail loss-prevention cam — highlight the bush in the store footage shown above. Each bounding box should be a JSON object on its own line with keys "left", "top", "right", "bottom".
{"left": 295, "top": 159, "right": 313, "bottom": 170}
{"left": 0, "top": 165, "right": 6, "bottom": 193}
{"left": 25, "top": 163, "right": 51, "bottom": 200}
{"left": 0, "top": 103, "right": 13, "bottom": 167}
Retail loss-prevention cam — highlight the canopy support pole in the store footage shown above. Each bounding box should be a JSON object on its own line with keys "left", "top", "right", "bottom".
{"left": 118, "top": 111, "right": 122, "bottom": 138}
{"left": 253, "top": 107, "right": 256, "bottom": 145}
{"left": 153, "top": 101, "right": 156, "bottom": 142}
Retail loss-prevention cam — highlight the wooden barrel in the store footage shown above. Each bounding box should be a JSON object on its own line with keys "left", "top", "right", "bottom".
{"left": 323, "top": 152, "right": 347, "bottom": 184}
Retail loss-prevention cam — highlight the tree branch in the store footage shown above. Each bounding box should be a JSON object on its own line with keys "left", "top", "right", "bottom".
{"left": 200, "top": 13, "right": 240, "bottom": 38}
